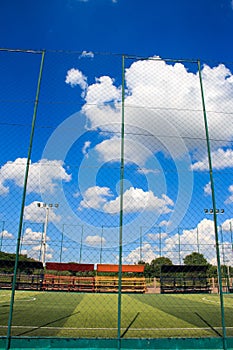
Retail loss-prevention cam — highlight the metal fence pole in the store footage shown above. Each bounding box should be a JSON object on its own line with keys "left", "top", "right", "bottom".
{"left": 117, "top": 54, "right": 125, "bottom": 350}
{"left": 198, "top": 59, "right": 227, "bottom": 350}
{"left": 6, "top": 50, "right": 45, "bottom": 350}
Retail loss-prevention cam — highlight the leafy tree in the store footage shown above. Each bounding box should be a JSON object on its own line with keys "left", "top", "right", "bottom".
{"left": 149, "top": 257, "right": 173, "bottom": 277}
{"left": 183, "top": 252, "right": 208, "bottom": 266}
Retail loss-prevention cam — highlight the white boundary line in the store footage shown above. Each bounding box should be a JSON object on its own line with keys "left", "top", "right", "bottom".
{"left": 0, "top": 297, "right": 36, "bottom": 303}
{"left": 0, "top": 325, "right": 232, "bottom": 331}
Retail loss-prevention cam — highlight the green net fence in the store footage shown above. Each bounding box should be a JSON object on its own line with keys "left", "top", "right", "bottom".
{"left": 0, "top": 49, "right": 233, "bottom": 349}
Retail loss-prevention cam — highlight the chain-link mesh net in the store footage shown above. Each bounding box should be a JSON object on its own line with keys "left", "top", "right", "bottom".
{"left": 0, "top": 50, "right": 232, "bottom": 346}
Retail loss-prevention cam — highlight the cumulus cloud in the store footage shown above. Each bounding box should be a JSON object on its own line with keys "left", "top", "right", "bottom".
{"left": 78, "top": 185, "right": 174, "bottom": 214}
{"left": 21, "top": 227, "right": 53, "bottom": 260}
{"left": 95, "top": 137, "right": 153, "bottom": 165}
{"left": 85, "top": 76, "right": 121, "bottom": 106}
{"left": 0, "top": 158, "right": 71, "bottom": 195}
{"left": 65, "top": 68, "right": 87, "bottom": 90}
{"left": 71, "top": 58, "right": 233, "bottom": 164}
{"left": 82, "top": 141, "right": 91, "bottom": 158}
{"left": 204, "top": 182, "right": 211, "bottom": 196}
{"left": 79, "top": 50, "right": 94, "bottom": 59}
{"left": 123, "top": 243, "right": 157, "bottom": 264}
{"left": 225, "top": 184, "right": 233, "bottom": 204}
{"left": 191, "top": 148, "right": 233, "bottom": 171}
{"left": 123, "top": 217, "right": 233, "bottom": 265}
{"left": 137, "top": 168, "right": 160, "bottom": 175}
{"left": 103, "top": 187, "right": 174, "bottom": 214}
{"left": 85, "top": 235, "right": 106, "bottom": 246}
{"left": 147, "top": 232, "right": 168, "bottom": 241}
{"left": 24, "top": 201, "right": 61, "bottom": 223}
{"left": 79, "top": 186, "right": 113, "bottom": 210}
{"left": 0, "top": 230, "right": 14, "bottom": 239}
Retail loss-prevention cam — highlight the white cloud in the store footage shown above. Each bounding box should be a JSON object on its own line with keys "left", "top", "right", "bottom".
{"left": 78, "top": 185, "right": 173, "bottom": 215}
{"left": 191, "top": 149, "right": 233, "bottom": 171}
{"left": 79, "top": 51, "right": 94, "bottom": 59}
{"left": 225, "top": 184, "right": 233, "bottom": 204}
{"left": 159, "top": 220, "right": 172, "bottom": 227}
{"left": 231, "top": 0, "right": 233, "bottom": 10}
{"left": 204, "top": 182, "right": 211, "bottom": 196}
{"left": 82, "top": 141, "right": 91, "bottom": 158}
{"left": 137, "top": 168, "right": 160, "bottom": 175}
{"left": 0, "top": 158, "right": 71, "bottom": 195}
{"left": 79, "top": 186, "right": 113, "bottom": 210}
{"left": 76, "top": 58, "right": 233, "bottom": 164}
{"left": 123, "top": 243, "right": 157, "bottom": 264}
{"left": 147, "top": 232, "right": 168, "bottom": 241}
{"left": 103, "top": 187, "right": 174, "bottom": 214}
{"left": 21, "top": 227, "right": 53, "bottom": 260}
{"left": 0, "top": 230, "right": 14, "bottom": 239}
{"left": 24, "top": 201, "right": 61, "bottom": 223}
{"left": 65, "top": 68, "right": 87, "bottom": 90}
{"left": 22, "top": 227, "right": 44, "bottom": 244}
{"left": 95, "top": 137, "right": 153, "bottom": 165}
{"left": 85, "top": 76, "right": 121, "bottom": 106}
{"left": 85, "top": 235, "right": 106, "bottom": 246}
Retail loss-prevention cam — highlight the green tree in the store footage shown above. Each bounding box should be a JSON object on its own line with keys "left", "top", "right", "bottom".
{"left": 183, "top": 252, "right": 208, "bottom": 266}
{"left": 150, "top": 257, "right": 173, "bottom": 277}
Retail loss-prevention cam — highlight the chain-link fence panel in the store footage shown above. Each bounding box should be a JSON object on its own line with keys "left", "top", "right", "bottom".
{"left": 0, "top": 50, "right": 233, "bottom": 349}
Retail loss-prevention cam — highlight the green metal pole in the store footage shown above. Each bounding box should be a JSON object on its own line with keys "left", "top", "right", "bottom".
{"left": 100, "top": 225, "right": 103, "bottom": 264}
{"left": 6, "top": 50, "right": 45, "bottom": 350}
{"left": 197, "top": 227, "right": 200, "bottom": 254}
{"left": 117, "top": 54, "right": 125, "bottom": 349}
{"left": 139, "top": 226, "right": 142, "bottom": 261}
{"left": 198, "top": 60, "right": 227, "bottom": 349}
{"left": 159, "top": 226, "right": 162, "bottom": 257}
{"left": 178, "top": 227, "right": 181, "bottom": 264}
{"left": 60, "top": 224, "right": 65, "bottom": 263}
{"left": 79, "top": 225, "right": 84, "bottom": 263}
{"left": 230, "top": 222, "right": 233, "bottom": 252}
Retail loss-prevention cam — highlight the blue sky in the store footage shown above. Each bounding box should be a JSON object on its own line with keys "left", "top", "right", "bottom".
{"left": 1, "top": 0, "right": 233, "bottom": 266}
{"left": 1, "top": 0, "right": 233, "bottom": 61}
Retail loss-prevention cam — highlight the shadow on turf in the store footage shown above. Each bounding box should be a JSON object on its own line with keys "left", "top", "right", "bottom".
{"left": 120, "top": 312, "right": 140, "bottom": 338}
{"left": 16, "top": 311, "right": 81, "bottom": 336}
{"left": 195, "top": 312, "right": 222, "bottom": 337}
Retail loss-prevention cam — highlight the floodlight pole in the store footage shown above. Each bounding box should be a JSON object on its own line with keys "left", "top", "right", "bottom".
{"left": 0, "top": 220, "right": 5, "bottom": 252}
{"left": 37, "top": 203, "right": 59, "bottom": 268}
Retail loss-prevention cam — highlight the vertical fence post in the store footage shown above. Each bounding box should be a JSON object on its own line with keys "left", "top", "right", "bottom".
{"left": 6, "top": 50, "right": 45, "bottom": 350}
{"left": 117, "top": 54, "right": 125, "bottom": 350}
{"left": 198, "top": 60, "right": 227, "bottom": 349}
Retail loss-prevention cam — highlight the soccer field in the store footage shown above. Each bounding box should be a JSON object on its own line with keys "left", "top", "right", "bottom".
{"left": 0, "top": 290, "right": 233, "bottom": 339}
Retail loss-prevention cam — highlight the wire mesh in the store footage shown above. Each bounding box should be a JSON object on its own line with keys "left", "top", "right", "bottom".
{"left": 0, "top": 49, "right": 233, "bottom": 348}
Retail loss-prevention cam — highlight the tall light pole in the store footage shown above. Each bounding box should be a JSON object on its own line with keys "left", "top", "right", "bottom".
{"left": 0, "top": 221, "right": 5, "bottom": 252}
{"left": 37, "top": 203, "right": 59, "bottom": 267}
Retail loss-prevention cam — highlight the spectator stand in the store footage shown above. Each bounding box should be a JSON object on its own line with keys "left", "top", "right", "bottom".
{"left": 160, "top": 265, "right": 211, "bottom": 294}
{"left": 96, "top": 264, "right": 146, "bottom": 293}
{"left": 43, "top": 262, "right": 95, "bottom": 292}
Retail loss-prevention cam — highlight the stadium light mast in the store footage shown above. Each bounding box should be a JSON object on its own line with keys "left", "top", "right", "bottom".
{"left": 37, "top": 202, "right": 59, "bottom": 267}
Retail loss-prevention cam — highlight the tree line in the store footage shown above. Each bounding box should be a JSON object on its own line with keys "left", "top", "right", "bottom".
{"left": 138, "top": 252, "right": 232, "bottom": 278}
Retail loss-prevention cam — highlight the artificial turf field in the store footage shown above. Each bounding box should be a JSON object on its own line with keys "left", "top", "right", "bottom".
{"left": 0, "top": 290, "right": 232, "bottom": 339}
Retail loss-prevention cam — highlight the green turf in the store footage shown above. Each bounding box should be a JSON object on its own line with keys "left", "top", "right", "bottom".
{"left": 0, "top": 291, "right": 232, "bottom": 339}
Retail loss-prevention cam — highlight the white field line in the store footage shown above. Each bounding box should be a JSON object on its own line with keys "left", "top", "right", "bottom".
{"left": 0, "top": 325, "right": 232, "bottom": 331}
{"left": 0, "top": 297, "right": 36, "bottom": 303}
